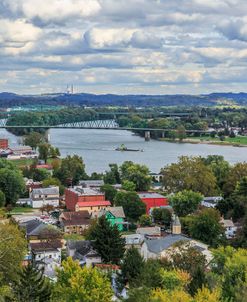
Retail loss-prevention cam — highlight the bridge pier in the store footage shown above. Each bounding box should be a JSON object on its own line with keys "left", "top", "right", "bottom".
{"left": 145, "top": 131, "right": 151, "bottom": 141}
{"left": 45, "top": 129, "right": 50, "bottom": 142}
{"left": 161, "top": 131, "right": 165, "bottom": 138}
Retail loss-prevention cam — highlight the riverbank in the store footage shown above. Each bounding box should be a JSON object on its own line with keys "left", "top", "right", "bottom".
{"left": 159, "top": 136, "right": 247, "bottom": 147}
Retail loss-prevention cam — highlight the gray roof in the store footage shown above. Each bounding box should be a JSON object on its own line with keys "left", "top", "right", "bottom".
{"left": 32, "top": 187, "right": 59, "bottom": 196}
{"left": 99, "top": 206, "right": 125, "bottom": 218}
{"left": 138, "top": 192, "right": 165, "bottom": 199}
{"left": 20, "top": 219, "right": 47, "bottom": 236}
{"left": 173, "top": 215, "right": 181, "bottom": 226}
{"left": 67, "top": 240, "right": 98, "bottom": 259}
{"left": 144, "top": 234, "right": 190, "bottom": 254}
{"left": 79, "top": 180, "right": 104, "bottom": 187}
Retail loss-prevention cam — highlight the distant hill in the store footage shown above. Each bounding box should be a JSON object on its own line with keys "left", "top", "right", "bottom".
{"left": 0, "top": 92, "right": 247, "bottom": 108}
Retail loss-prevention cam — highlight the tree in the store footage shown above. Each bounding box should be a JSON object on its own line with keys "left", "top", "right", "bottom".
{"left": 24, "top": 132, "right": 44, "bottom": 150}
{"left": 100, "top": 184, "right": 117, "bottom": 203}
{"left": 152, "top": 208, "right": 172, "bottom": 227}
{"left": 117, "top": 247, "right": 144, "bottom": 288}
{"left": 149, "top": 288, "right": 192, "bottom": 302}
{"left": 0, "top": 223, "right": 26, "bottom": 284}
{"left": 89, "top": 216, "right": 125, "bottom": 264}
{"left": 120, "top": 161, "right": 151, "bottom": 191}
{"left": 49, "top": 146, "right": 60, "bottom": 158}
{"left": 139, "top": 214, "right": 152, "bottom": 226}
{"left": 189, "top": 208, "right": 224, "bottom": 246}
{"left": 162, "top": 156, "right": 218, "bottom": 196}
{"left": 38, "top": 143, "right": 50, "bottom": 163}
{"left": 54, "top": 257, "right": 113, "bottom": 302}
{"left": 0, "top": 168, "right": 25, "bottom": 205}
{"left": 54, "top": 155, "right": 87, "bottom": 185}
{"left": 114, "top": 191, "right": 146, "bottom": 221}
{"left": 13, "top": 264, "right": 52, "bottom": 302}
{"left": 103, "top": 163, "right": 121, "bottom": 184}
{"left": 122, "top": 180, "right": 136, "bottom": 191}
{"left": 33, "top": 168, "right": 50, "bottom": 181}
{"left": 222, "top": 162, "right": 247, "bottom": 196}
{"left": 176, "top": 125, "right": 186, "bottom": 141}
{"left": 194, "top": 287, "right": 223, "bottom": 302}
{"left": 0, "top": 190, "right": 5, "bottom": 207}
{"left": 170, "top": 190, "right": 203, "bottom": 217}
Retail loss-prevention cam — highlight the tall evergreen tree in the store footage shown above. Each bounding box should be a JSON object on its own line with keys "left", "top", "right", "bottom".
{"left": 90, "top": 216, "right": 125, "bottom": 264}
{"left": 13, "top": 264, "right": 52, "bottom": 302}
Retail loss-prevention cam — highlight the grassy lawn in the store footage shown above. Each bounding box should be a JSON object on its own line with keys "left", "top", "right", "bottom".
{"left": 9, "top": 207, "right": 34, "bottom": 214}
{"left": 63, "top": 233, "right": 85, "bottom": 241}
{"left": 10, "top": 158, "right": 61, "bottom": 168}
{"left": 185, "top": 135, "right": 247, "bottom": 146}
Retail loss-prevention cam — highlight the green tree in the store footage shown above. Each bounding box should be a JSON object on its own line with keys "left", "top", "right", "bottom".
{"left": 162, "top": 156, "right": 218, "bottom": 196}
{"left": 120, "top": 161, "right": 151, "bottom": 191}
{"left": 170, "top": 190, "right": 203, "bottom": 217}
{"left": 54, "top": 155, "right": 87, "bottom": 185}
{"left": 33, "top": 168, "right": 50, "bottom": 181}
{"left": 53, "top": 257, "right": 113, "bottom": 302}
{"left": 114, "top": 191, "right": 146, "bottom": 221}
{"left": 24, "top": 132, "right": 45, "bottom": 150}
{"left": 49, "top": 146, "right": 60, "bottom": 158}
{"left": 89, "top": 216, "right": 125, "bottom": 264}
{"left": 0, "top": 190, "right": 5, "bottom": 207}
{"left": 0, "top": 223, "right": 26, "bottom": 284}
{"left": 122, "top": 180, "right": 136, "bottom": 191}
{"left": 152, "top": 208, "right": 172, "bottom": 227}
{"left": 100, "top": 184, "right": 117, "bottom": 203}
{"left": 139, "top": 214, "right": 152, "bottom": 226}
{"left": 223, "top": 162, "right": 247, "bottom": 196}
{"left": 13, "top": 264, "right": 52, "bottom": 302}
{"left": 0, "top": 168, "right": 25, "bottom": 205}
{"left": 103, "top": 163, "right": 121, "bottom": 184}
{"left": 176, "top": 125, "right": 186, "bottom": 141}
{"left": 190, "top": 208, "right": 224, "bottom": 246}
{"left": 118, "top": 247, "right": 144, "bottom": 288}
{"left": 38, "top": 143, "right": 50, "bottom": 163}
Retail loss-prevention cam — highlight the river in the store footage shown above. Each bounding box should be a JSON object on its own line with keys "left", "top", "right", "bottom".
{"left": 0, "top": 128, "right": 247, "bottom": 174}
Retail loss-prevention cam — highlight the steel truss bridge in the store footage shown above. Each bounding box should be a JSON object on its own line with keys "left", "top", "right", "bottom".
{"left": 0, "top": 118, "right": 211, "bottom": 134}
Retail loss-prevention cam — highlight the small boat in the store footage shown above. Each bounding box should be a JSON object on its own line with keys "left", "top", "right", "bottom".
{"left": 115, "top": 144, "right": 143, "bottom": 152}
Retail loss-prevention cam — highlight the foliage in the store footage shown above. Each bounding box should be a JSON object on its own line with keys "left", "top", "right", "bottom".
{"left": 137, "top": 259, "right": 163, "bottom": 289}
{"left": 159, "top": 269, "right": 190, "bottom": 291}
{"left": 176, "top": 125, "right": 186, "bottom": 141}
{"left": 114, "top": 191, "right": 146, "bottom": 221}
{"left": 117, "top": 247, "right": 144, "bottom": 288}
{"left": 189, "top": 208, "right": 224, "bottom": 246}
{"left": 139, "top": 214, "right": 152, "bottom": 226}
{"left": 162, "top": 156, "right": 218, "bottom": 196}
{"left": 194, "top": 287, "right": 223, "bottom": 302}
{"left": 33, "top": 168, "right": 50, "bottom": 181}
{"left": 53, "top": 257, "right": 113, "bottom": 302}
{"left": 54, "top": 155, "right": 87, "bottom": 185}
{"left": 170, "top": 190, "right": 203, "bottom": 217}
{"left": 38, "top": 143, "right": 50, "bottom": 163}
{"left": 42, "top": 177, "right": 64, "bottom": 195}
{"left": 0, "top": 223, "right": 27, "bottom": 284}
{"left": 39, "top": 225, "right": 62, "bottom": 241}
{"left": 152, "top": 208, "right": 172, "bottom": 227}
{"left": 100, "top": 184, "right": 117, "bottom": 203}
{"left": 13, "top": 264, "right": 52, "bottom": 302}
{"left": 120, "top": 161, "right": 151, "bottom": 191}
{"left": 149, "top": 288, "right": 192, "bottom": 302}
{"left": 24, "top": 132, "right": 45, "bottom": 150}
{"left": 88, "top": 216, "right": 125, "bottom": 264}
{"left": 122, "top": 180, "right": 136, "bottom": 191}
{"left": 0, "top": 190, "right": 6, "bottom": 207}
{"left": 103, "top": 163, "right": 121, "bottom": 184}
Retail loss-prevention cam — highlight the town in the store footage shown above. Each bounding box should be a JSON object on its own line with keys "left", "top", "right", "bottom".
{"left": 0, "top": 133, "right": 246, "bottom": 301}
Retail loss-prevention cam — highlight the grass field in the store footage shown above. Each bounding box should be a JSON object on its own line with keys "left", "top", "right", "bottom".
{"left": 63, "top": 234, "right": 85, "bottom": 241}
{"left": 9, "top": 207, "right": 34, "bottom": 214}
{"left": 184, "top": 135, "right": 247, "bottom": 146}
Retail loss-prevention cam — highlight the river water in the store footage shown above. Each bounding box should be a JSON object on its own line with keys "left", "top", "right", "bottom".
{"left": 1, "top": 128, "right": 247, "bottom": 174}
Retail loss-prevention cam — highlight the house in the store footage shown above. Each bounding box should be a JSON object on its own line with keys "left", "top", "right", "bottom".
{"left": 0, "top": 138, "right": 8, "bottom": 149}
{"left": 220, "top": 218, "right": 237, "bottom": 239}
{"left": 122, "top": 234, "right": 144, "bottom": 253}
{"left": 98, "top": 206, "right": 126, "bottom": 231}
{"left": 30, "top": 240, "right": 62, "bottom": 280}
{"left": 20, "top": 219, "right": 49, "bottom": 242}
{"left": 59, "top": 211, "right": 91, "bottom": 234}
{"left": 79, "top": 180, "right": 104, "bottom": 189}
{"left": 25, "top": 178, "right": 43, "bottom": 192}
{"left": 201, "top": 196, "right": 223, "bottom": 208}
{"left": 138, "top": 192, "right": 169, "bottom": 214}
{"left": 66, "top": 240, "right": 101, "bottom": 267}
{"left": 30, "top": 186, "right": 60, "bottom": 208}
{"left": 65, "top": 186, "right": 111, "bottom": 214}
{"left": 8, "top": 145, "right": 33, "bottom": 155}
{"left": 149, "top": 173, "right": 163, "bottom": 183}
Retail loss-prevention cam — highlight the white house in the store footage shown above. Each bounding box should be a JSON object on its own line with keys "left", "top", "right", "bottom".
{"left": 30, "top": 186, "right": 59, "bottom": 208}
{"left": 221, "top": 218, "right": 237, "bottom": 239}
{"left": 201, "top": 196, "right": 223, "bottom": 208}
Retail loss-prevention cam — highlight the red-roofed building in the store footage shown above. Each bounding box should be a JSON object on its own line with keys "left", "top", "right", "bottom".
{"left": 65, "top": 186, "right": 111, "bottom": 214}
{"left": 138, "top": 192, "right": 169, "bottom": 214}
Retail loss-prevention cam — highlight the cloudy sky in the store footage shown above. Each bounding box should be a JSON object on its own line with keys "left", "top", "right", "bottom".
{"left": 0, "top": 0, "right": 247, "bottom": 95}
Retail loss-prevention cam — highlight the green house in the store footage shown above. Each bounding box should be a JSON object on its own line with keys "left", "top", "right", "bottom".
{"left": 99, "top": 207, "right": 125, "bottom": 231}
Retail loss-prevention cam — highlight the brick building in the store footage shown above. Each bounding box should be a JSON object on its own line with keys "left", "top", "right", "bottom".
{"left": 65, "top": 186, "right": 111, "bottom": 214}
{"left": 138, "top": 192, "right": 169, "bottom": 214}
{"left": 0, "top": 139, "right": 8, "bottom": 149}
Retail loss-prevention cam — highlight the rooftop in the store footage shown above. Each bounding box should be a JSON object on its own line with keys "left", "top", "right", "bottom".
{"left": 99, "top": 206, "right": 125, "bottom": 218}
{"left": 67, "top": 186, "right": 103, "bottom": 196}
{"left": 30, "top": 240, "right": 62, "bottom": 252}
{"left": 76, "top": 200, "right": 111, "bottom": 207}
{"left": 138, "top": 192, "right": 166, "bottom": 199}
{"left": 79, "top": 180, "right": 104, "bottom": 187}
{"left": 31, "top": 186, "right": 59, "bottom": 196}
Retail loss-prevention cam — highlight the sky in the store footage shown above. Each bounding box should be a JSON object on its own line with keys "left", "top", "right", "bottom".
{"left": 0, "top": 0, "right": 247, "bottom": 95}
